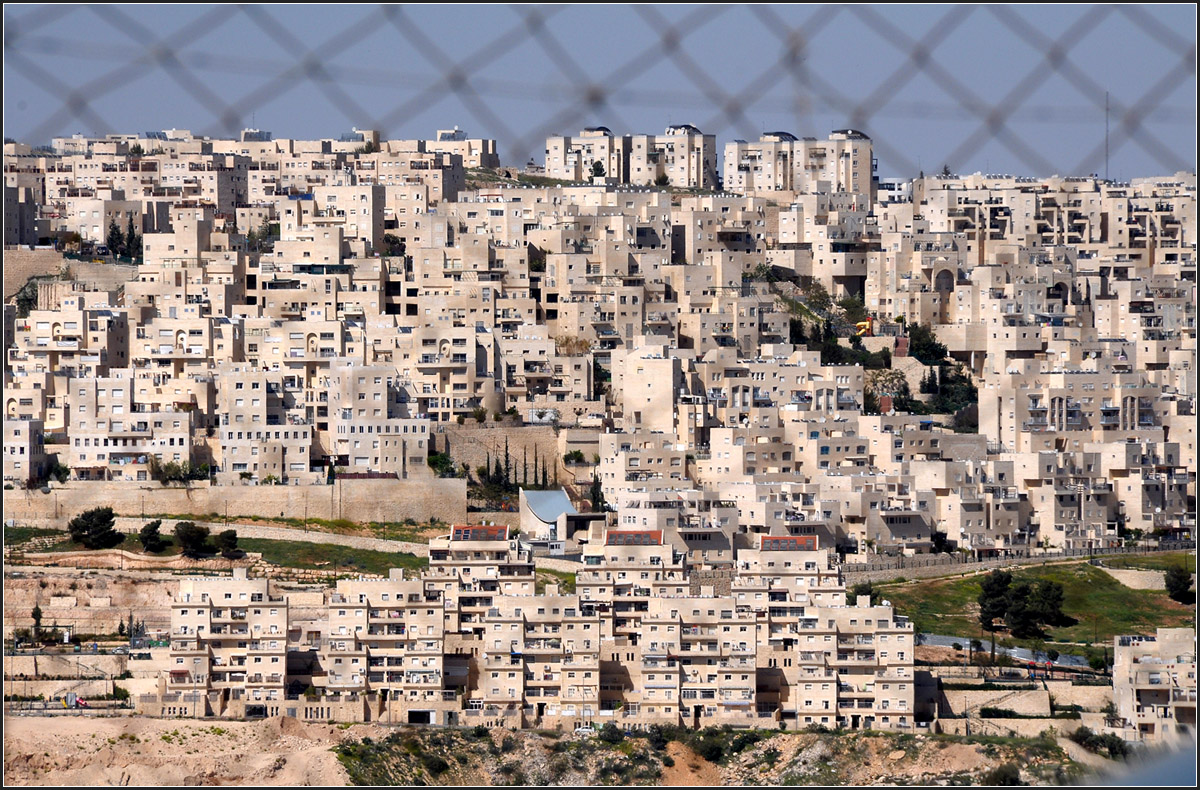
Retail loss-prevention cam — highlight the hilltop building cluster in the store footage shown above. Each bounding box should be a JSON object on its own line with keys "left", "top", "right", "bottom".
{"left": 4, "top": 125, "right": 1194, "bottom": 559}
{"left": 153, "top": 526, "right": 916, "bottom": 731}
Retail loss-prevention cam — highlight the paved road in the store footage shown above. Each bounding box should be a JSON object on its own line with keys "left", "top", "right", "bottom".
{"left": 919, "top": 632, "right": 1089, "bottom": 667}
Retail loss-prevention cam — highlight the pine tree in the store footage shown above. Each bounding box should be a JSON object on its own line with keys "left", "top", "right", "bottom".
{"left": 504, "top": 438, "right": 511, "bottom": 488}
{"left": 523, "top": 447, "right": 528, "bottom": 487}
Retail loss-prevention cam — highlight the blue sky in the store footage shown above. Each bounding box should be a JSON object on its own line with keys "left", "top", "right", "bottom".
{"left": 4, "top": 4, "right": 1195, "bottom": 180}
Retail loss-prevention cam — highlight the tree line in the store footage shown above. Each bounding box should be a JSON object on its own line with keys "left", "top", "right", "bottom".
{"left": 66, "top": 507, "right": 240, "bottom": 558}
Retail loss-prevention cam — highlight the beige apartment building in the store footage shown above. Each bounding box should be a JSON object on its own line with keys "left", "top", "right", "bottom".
{"left": 3, "top": 416, "right": 48, "bottom": 486}
{"left": 66, "top": 369, "right": 194, "bottom": 481}
{"left": 4, "top": 128, "right": 1195, "bottom": 566}
{"left": 156, "top": 568, "right": 289, "bottom": 719}
{"left": 154, "top": 527, "right": 916, "bottom": 731}
{"left": 545, "top": 126, "right": 717, "bottom": 189}
{"left": 1111, "top": 627, "right": 1196, "bottom": 742}
{"left": 723, "top": 130, "right": 876, "bottom": 202}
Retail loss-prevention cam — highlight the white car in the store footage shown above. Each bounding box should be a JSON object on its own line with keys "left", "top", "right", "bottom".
{"left": 574, "top": 725, "right": 595, "bottom": 736}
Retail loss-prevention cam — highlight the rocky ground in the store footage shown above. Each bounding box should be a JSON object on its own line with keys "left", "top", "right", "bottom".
{"left": 3, "top": 713, "right": 1124, "bottom": 786}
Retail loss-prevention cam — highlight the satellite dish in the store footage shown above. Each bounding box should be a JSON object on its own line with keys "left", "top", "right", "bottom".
{"left": 40, "top": 486, "right": 51, "bottom": 495}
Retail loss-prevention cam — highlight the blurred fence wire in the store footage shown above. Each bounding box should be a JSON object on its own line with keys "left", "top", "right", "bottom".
{"left": 5, "top": 4, "right": 1194, "bottom": 176}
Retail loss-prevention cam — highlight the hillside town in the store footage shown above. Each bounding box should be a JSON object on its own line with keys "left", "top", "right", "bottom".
{"left": 2, "top": 125, "right": 1195, "bottom": 750}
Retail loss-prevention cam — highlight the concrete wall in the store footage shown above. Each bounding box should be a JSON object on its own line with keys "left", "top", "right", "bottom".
{"left": 2, "top": 477, "right": 467, "bottom": 526}
{"left": 1044, "top": 680, "right": 1113, "bottom": 711}
{"left": 938, "top": 717, "right": 1069, "bottom": 738}
{"left": 434, "top": 425, "right": 567, "bottom": 488}
{"left": 940, "top": 687, "right": 1051, "bottom": 717}
{"left": 4, "top": 654, "right": 127, "bottom": 678}
{"left": 3, "top": 249, "right": 65, "bottom": 300}
{"left": 1, "top": 249, "right": 138, "bottom": 300}
{"left": 474, "top": 510, "right": 521, "bottom": 528}
{"left": 533, "top": 557, "right": 583, "bottom": 574}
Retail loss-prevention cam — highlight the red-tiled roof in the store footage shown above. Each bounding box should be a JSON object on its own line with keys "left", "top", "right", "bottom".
{"left": 451, "top": 525, "right": 509, "bottom": 541}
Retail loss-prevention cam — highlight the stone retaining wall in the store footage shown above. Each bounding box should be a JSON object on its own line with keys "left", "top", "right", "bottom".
{"left": 937, "top": 716, "right": 1068, "bottom": 738}
{"left": 940, "top": 687, "right": 1050, "bottom": 717}
{"left": 1044, "top": 680, "right": 1113, "bottom": 711}
{"left": 5, "top": 655, "right": 128, "bottom": 678}
{"left": 2, "top": 477, "right": 467, "bottom": 526}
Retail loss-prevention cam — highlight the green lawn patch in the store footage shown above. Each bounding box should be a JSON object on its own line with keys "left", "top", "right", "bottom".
{"left": 2, "top": 526, "right": 63, "bottom": 546}
{"left": 1102, "top": 552, "right": 1195, "bottom": 573}
{"left": 236, "top": 538, "right": 426, "bottom": 577}
{"left": 881, "top": 561, "right": 1194, "bottom": 644}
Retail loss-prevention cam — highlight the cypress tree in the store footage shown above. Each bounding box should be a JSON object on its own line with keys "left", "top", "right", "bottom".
{"left": 125, "top": 215, "right": 139, "bottom": 259}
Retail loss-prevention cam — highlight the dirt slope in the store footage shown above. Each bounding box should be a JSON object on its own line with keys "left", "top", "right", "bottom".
{"left": 2, "top": 715, "right": 351, "bottom": 786}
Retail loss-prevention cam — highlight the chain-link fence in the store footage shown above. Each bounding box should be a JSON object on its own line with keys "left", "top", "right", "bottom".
{"left": 4, "top": 4, "right": 1195, "bottom": 177}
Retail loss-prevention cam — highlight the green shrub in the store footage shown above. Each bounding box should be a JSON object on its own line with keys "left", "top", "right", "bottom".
{"left": 695, "top": 740, "right": 723, "bottom": 763}
{"left": 421, "top": 754, "right": 449, "bottom": 776}
{"left": 981, "top": 762, "right": 1023, "bottom": 785}
{"left": 1068, "top": 726, "right": 1131, "bottom": 759}
{"left": 729, "top": 731, "right": 763, "bottom": 754}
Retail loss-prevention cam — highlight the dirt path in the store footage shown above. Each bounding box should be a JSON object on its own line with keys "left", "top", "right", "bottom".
{"left": 1097, "top": 566, "right": 1165, "bottom": 590}
{"left": 660, "top": 740, "right": 723, "bottom": 787}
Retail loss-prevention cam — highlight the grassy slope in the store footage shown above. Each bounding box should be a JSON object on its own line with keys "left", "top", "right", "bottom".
{"left": 879, "top": 561, "right": 1195, "bottom": 644}
{"left": 1101, "top": 551, "right": 1195, "bottom": 573}
{"left": 535, "top": 568, "right": 578, "bottom": 594}
{"left": 236, "top": 538, "right": 426, "bottom": 577}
